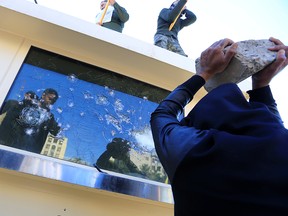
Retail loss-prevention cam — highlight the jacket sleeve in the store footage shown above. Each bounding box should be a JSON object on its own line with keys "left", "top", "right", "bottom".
{"left": 150, "top": 75, "right": 212, "bottom": 182}
{"left": 180, "top": 9, "right": 197, "bottom": 29}
{"left": 247, "top": 86, "right": 284, "bottom": 125}
{"left": 159, "top": 0, "right": 187, "bottom": 22}
{"left": 113, "top": 2, "right": 129, "bottom": 22}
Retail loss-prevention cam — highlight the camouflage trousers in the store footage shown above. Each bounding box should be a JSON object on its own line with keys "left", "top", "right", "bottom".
{"left": 154, "top": 34, "right": 188, "bottom": 57}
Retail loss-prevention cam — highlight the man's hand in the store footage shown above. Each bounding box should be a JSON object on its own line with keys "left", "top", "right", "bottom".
{"left": 252, "top": 37, "right": 288, "bottom": 89}
{"left": 196, "top": 38, "right": 238, "bottom": 81}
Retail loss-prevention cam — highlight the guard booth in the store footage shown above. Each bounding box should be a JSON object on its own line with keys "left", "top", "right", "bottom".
{"left": 0, "top": 1, "right": 206, "bottom": 215}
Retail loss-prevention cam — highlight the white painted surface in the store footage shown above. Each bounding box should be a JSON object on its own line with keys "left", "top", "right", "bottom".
{"left": 0, "top": 168, "right": 173, "bottom": 216}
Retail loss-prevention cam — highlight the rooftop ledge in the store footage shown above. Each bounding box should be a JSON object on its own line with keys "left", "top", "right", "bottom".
{"left": 0, "top": 145, "right": 173, "bottom": 204}
{"left": 0, "top": 0, "right": 199, "bottom": 92}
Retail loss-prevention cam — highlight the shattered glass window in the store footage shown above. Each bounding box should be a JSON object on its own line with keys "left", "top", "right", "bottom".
{"left": 0, "top": 47, "right": 170, "bottom": 183}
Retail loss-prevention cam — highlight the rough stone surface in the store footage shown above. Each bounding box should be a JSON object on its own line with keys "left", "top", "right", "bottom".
{"left": 195, "top": 39, "right": 277, "bottom": 92}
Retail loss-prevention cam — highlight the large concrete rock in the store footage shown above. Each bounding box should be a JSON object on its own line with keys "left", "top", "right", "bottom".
{"left": 195, "top": 39, "right": 277, "bottom": 92}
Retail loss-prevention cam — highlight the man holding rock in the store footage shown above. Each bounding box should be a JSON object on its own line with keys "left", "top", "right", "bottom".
{"left": 150, "top": 37, "right": 288, "bottom": 215}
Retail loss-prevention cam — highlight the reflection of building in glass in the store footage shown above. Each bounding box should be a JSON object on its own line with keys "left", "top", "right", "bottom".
{"left": 129, "top": 148, "right": 166, "bottom": 177}
{"left": 41, "top": 133, "right": 67, "bottom": 159}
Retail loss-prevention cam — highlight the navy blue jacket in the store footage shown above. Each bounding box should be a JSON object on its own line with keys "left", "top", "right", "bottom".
{"left": 150, "top": 75, "right": 288, "bottom": 215}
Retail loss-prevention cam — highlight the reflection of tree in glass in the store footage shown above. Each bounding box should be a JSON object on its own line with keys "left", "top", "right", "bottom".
{"left": 140, "top": 164, "right": 150, "bottom": 174}
{"left": 96, "top": 138, "right": 142, "bottom": 175}
{"left": 67, "top": 157, "right": 89, "bottom": 166}
{"left": 140, "top": 164, "right": 167, "bottom": 183}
